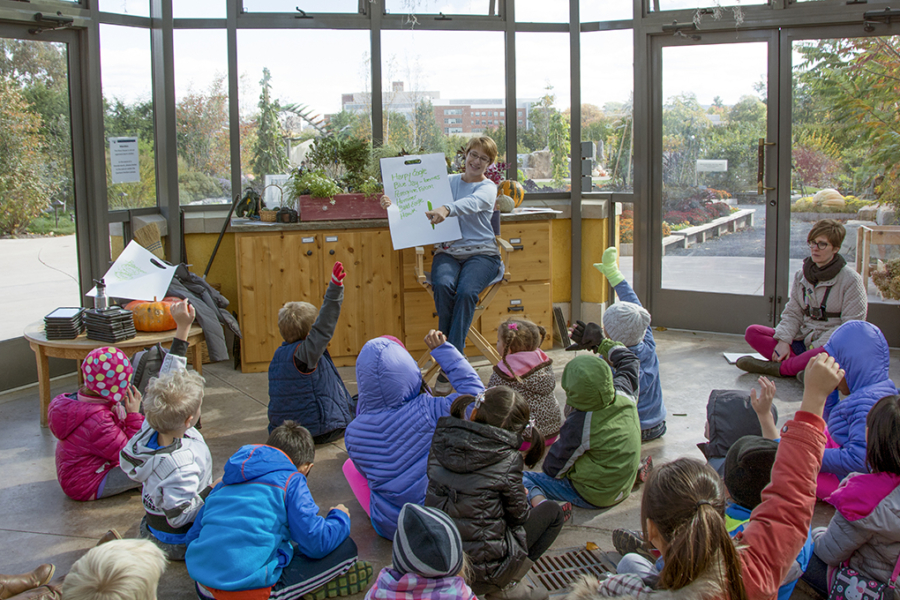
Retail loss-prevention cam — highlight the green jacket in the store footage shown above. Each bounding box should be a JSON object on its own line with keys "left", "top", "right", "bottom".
{"left": 542, "top": 342, "right": 641, "bottom": 507}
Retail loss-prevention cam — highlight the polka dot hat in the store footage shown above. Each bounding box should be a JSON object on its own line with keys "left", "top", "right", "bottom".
{"left": 82, "top": 346, "right": 133, "bottom": 402}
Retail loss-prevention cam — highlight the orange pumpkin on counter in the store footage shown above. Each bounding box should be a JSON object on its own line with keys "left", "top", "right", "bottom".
{"left": 124, "top": 297, "right": 180, "bottom": 331}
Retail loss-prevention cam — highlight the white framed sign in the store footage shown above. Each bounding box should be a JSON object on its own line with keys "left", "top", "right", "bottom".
{"left": 380, "top": 153, "right": 462, "bottom": 250}
{"left": 109, "top": 137, "right": 140, "bottom": 184}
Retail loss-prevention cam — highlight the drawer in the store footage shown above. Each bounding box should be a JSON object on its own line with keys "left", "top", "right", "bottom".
{"left": 502, "top": 221, "right": 551, "bottom": 283}
{"left": 479, "top": 282, "right": 553, "bottom": 351}
{"left": 403, "top": 289, "right": 482, "bottom": 355}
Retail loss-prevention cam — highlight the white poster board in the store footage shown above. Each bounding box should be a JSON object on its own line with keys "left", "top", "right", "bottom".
{"left": 109, "top": 137, "right": 141, "bottom": 184}
{"left": 380, "top": 153, "right": 462, "bottom": 250}
{"left": 86, "top": 240, "right": 177, "bottom": 301}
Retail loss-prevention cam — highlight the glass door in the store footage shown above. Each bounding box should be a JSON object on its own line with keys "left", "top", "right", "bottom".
{"left": 0, "top": 25, "right": 86, "bottom": 342}
{"left": 649, "top": 30, "right": 782, "bottom": 333}
{"left": 785, "top": 24, "right": 900, "bottom": 346}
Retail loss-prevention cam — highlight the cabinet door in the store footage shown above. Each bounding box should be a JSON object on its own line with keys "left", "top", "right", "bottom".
{"left": 480, "top": 282, "right": 553, "bottom": 351}
{"left": 502, "top": 221, "right": 551, "bottom": 282}
{"left": 237, "top": 232, "right": 322, "bottom": 367}
{"left": 323, "top": 229, "right": 402, "bottom": 358}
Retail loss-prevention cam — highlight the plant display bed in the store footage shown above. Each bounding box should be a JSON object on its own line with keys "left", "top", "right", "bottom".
{"left": 297, "top": 193, "right": 385, "bottom": 221}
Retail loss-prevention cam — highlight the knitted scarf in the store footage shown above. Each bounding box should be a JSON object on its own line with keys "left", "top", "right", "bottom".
{"left": 803, "top": 254, "right": 845, "bottom": 285}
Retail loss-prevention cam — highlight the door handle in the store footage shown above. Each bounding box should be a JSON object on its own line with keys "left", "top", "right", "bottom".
{"left": 306, "top": 250, "right": 313, "bottom": 256}
{"left": 757, "top": 138, "right": 776, "bottom": 196}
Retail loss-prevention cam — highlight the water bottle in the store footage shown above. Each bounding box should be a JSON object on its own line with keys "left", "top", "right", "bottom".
{"left": 94, "top": 278, "right": 109, "bottom": 311}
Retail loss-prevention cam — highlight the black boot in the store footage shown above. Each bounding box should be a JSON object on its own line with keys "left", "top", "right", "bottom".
{"left": 736, "top": 356, "right": 783, "bottom": 377}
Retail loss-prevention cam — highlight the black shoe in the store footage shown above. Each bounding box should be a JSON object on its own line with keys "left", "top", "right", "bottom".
{"left": 735, "top": 356, "right": 782, "bottom": 377}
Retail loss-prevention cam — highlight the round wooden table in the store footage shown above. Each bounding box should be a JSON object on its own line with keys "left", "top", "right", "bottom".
{"left": 24, "top": 321, "right": 206, "bottom": 427}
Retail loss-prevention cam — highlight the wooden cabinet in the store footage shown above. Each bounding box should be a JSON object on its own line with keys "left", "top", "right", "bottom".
{"left": 235, "top": 216, "right": 552, "bottom": 373}
{"left": 235, "top": 227, "right": 402, "bottom": 372}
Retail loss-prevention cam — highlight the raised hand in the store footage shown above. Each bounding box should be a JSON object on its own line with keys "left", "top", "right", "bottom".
{"left": 750, "top": 376, "right": 778, "bottom": 439}
{"left": 800, "top": 354, "right": 845, "bottom": 418}
{"left": 424, "top": 329, "right": 447, "bottom": 351}
{"left": 331, "top": 261, "right": 346, "bottom": 286}
{"left": 566, "top": 320, "right": 605, "bottom": 352}
{"left": 124, "top": 384, "right": 142, "bottom": 414}
{"left": 380, "top": 195, "right": 392, "bottom": 209}
{"left": 171, "top": 299, "right": 195, "bottom": 328}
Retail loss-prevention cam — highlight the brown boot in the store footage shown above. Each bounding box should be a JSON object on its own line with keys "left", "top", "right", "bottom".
{"left": 0, "top": 564, "right": 55, "bottom": 600}
{"left": 96, "top": 529, "right": 123, "bottom": 546}
{"left": 736, "top": 356, "right": 783, "bottom": 377}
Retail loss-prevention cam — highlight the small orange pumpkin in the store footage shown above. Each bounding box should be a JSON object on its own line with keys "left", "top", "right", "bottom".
{"left": 124, "top": 296, "right": 180, "bottom": 332}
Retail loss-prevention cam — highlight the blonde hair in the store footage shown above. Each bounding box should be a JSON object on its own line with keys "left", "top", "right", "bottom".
{"left": 465, "top": 136, "right": 498, "bottom": 165}
{"left": 143, "top": 368, "right": 205, "bottom": 433}
{"left": 278, "top": 301, "right": 318, "bottom": 343}
{"left": 62, "top": 539, "right": 167, "bottom": 600}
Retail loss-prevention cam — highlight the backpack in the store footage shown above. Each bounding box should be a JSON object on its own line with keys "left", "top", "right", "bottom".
{"left": 131, "top": 343, "right": 169, "bottom": 395}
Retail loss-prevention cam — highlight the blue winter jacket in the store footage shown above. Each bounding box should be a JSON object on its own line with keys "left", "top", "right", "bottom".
{"left": 614, "top": 281, "right": 666, "bottom": 430}
{"left": 184, "top": 445, "right": 350, "bottom": 592}
{"left": 344, "top": 338, "right": 484, "bottom": 539}
{"left": 822, "top": 321, "right": 897, "bottom": 479}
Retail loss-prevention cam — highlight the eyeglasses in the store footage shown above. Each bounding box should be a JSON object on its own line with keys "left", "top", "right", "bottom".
{"left": 807, "top": 241, "right": 831, "bottom": 250}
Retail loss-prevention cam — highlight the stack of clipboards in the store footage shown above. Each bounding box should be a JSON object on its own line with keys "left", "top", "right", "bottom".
{"left": 84, "top": 307, "right": 136, "bottom": 343}
{"left": 44, "top": 307, "right": 86, "bottom": 340}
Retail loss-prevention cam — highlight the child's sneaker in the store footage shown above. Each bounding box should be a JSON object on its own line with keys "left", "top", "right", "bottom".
{"left": 636, "top": 455, "right": 653, "bottom": 484}
{"left": 301, "top": 560, "right": 373, "bottom": 600}
{"left": 433, "top": 373, "right": 453, "bottom": 396}
{"left": 612, "top": 528, "right": 653, "bottom": 561}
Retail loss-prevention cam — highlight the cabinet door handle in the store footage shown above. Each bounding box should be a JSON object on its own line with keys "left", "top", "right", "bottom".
{"left": 306, "top": 250, "right": 313, "bottom": 256}
{"left": 329, "top": 249, "right": 335, "bottom": 255}
{"left": 507, "top": 306, "right": 524, "bottom": 312}
{"left": 511, "top": 245, "right": 524, "bottom": 251}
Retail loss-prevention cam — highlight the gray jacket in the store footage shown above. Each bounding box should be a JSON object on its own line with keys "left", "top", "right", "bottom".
{"left": 773, "top": 266, "right": 867, "bottom": 349}
{"left": 815, "top": 474, "right": 900, "bottom": 597}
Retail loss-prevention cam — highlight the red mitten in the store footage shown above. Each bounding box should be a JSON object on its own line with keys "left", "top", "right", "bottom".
{"left": 331, "top": 261, "right": 346, "bottom": 286}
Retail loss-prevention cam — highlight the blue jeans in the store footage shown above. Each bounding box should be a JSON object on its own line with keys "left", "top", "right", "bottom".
{"left": 431, "top": 252, "right": 502, "bottom": 353}
{"left": 522, "top": 471, "right": 600, "bottom": 509}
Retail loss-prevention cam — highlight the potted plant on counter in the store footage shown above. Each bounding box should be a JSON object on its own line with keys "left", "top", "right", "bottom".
{"left": 288, "top": 137, "right": 386, "bottom": 221}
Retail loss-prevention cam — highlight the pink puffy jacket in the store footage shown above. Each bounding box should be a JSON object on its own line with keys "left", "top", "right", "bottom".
{"left": 48, "top": 391, "right": 144, "bottom": 501}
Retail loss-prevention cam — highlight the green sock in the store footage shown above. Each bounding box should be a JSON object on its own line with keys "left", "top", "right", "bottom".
{"left": 593, "top": 246, "right": 625, "bottom": 287}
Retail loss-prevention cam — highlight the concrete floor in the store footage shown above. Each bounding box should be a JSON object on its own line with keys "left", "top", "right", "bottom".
{"left": 2, "top": 329, "right": 898, "bottom": 599}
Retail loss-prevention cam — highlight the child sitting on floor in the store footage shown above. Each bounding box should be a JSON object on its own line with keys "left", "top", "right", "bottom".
{"left": 816, "top": 320, "right": 897, "bottom": 501}
{"left": 524, "top": 335, "right": 641, "bottom": 510}
{"left": 366, "top": 503, "right": 476, "bottom": 600}
{"left": 572, "top": 246, "right": 666, "bottom": 441}
{"left": 121, "top": 300, "right": 213, "bottom": 561}
{"left": 801, "top": 394, "right": 900, "bottom": 599}
{"left": 48, "top": 346, "right": 144, "bottom": 501}
{"left": 614, "top": 434, "right": 814, "bottom": 600}
{"left": 487, "top": 318, "right": 561, "bottom": 446}
{"left": 187, "top": 421, "right": 372, "bottom": 600}
{"left": 268, "top": 261, "right": 354, "bottom": 444}
{"left": 61, "top": 539, "right": 168, "bottom": 600}
{"left": 426, "top": 386, "right": 562, "bottom": 600}
{"left": 568, "top": 353, "right": 843, "bottom": 600}
{"left": 344, "top": 330, "right": 485, "bottom": 540}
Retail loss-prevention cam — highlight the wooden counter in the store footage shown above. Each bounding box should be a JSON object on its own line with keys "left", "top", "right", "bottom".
{"left": 233, "top": 213, "right": 555, "bottom": 372}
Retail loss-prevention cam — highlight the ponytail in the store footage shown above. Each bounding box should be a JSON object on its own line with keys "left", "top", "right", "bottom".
{"left": 449, "top": 394, "right": 477, "bottom": 419}
{"left": 643, "top": 458, "right": 746, "bottom": 600}
{"left": 523, "top": 425, "right": 545, "bottom": 467}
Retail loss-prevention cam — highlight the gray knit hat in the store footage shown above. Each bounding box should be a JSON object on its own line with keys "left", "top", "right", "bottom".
{"left": 603, "top": 302, "right": 651, "bottom": 348}
{"left": 392, "top": 504, "right": 464, "bottom": 578}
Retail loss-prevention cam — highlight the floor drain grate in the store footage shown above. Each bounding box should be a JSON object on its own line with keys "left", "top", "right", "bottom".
{"left": 527, "top": 546, "right": 617, "bottom": 595}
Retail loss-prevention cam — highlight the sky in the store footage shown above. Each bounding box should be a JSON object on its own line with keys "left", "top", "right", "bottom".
{"left": 96, "top": 0, "right": 776, "bottom": 118}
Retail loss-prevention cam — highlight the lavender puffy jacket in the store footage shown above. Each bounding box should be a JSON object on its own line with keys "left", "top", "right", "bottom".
{"left": 48, "top": 391, "right": 144, "bottom": 501}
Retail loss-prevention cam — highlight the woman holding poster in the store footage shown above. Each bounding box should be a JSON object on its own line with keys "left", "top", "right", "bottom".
{"left": 381, "top": 136, "right": 500, "bottom": 394}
